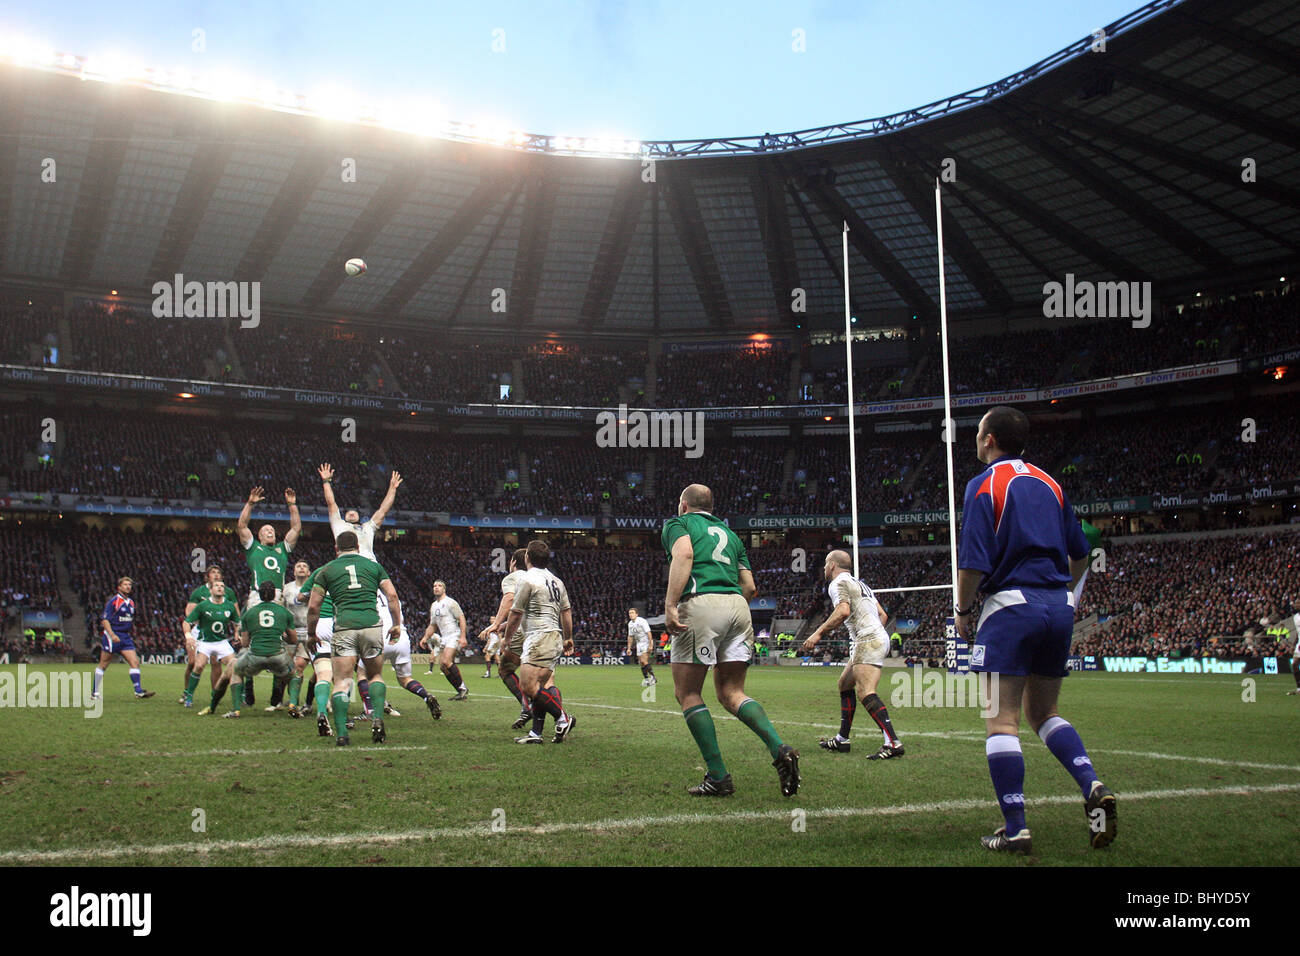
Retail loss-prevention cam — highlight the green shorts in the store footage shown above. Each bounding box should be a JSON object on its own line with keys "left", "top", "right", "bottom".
{"left": 234, "top": 648, "right": 295, "bottom": 679}
{"left": 332, "top": 625, "right": 383, "bottom": 661}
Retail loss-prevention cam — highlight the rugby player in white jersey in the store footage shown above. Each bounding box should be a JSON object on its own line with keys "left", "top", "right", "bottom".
{"left": 479, "top": 548, "right": 533, "bottom": 728}
{"left": 501, "top": 539, "right": 576, "bottom": 744}
{"left": 626, "top": 607, "right": 656, "bottom": 685}
{"left": 420, "top": 581, "right": 468, "bottom": 700}
{"left": 318, "top": 463, "right": 409, "bottom": 718}
{"left": 801, "top": 549, "right": 904, "bottom": 758}
{"left": 282, "top": 560, "right": 313, "bottom": 717}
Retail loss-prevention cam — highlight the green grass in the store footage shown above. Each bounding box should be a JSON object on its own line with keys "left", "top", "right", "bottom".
{"left": 1, "top": 662, "right": 1297, "bottom": 866}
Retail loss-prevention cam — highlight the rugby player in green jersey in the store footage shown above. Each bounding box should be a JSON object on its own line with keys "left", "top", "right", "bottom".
{"left": 663, "top": 484, "right": 799, "bottom": 798}
{"left": 185, "top": 580, "right": 242, "bottom": 715}
{"left": 307, "top": 530, "right": 403, "bottom": 746}
{"left": 180, "top": 565, "right": 225, "bottom": 705}
{"left": 226, "top": 582, "right": 298, "bottom": 718}
{"left": 236, "top": 486, "right": 301, "bottom": 707}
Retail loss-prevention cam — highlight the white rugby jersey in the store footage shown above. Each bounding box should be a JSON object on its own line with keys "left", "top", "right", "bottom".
{"left": 827, "top": 571, "right": 888, "bottom": 645}
{"left": 512, "top": 567, "right": 571, "bottom": 637}
{"left": 330, "top": 514, "right": 378, "bottom": 559}
{"left": 429, "top": 596, "right": 465, "bottom": 641}
{"left": 282, "top": 579, "right": 309, "bottom": 629}
{"left": 628, "top": 617, "right": 651, "bottom": 643}
{"left": 501, "top": 569, "right": 527, "bottom": 629}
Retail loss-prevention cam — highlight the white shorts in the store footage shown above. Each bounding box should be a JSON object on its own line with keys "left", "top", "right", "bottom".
{"left": 484, "top": 633, "right": 502, "bottom": 656}
{"left": 671, "top": 593, "right": 754, "bottom": 666}
{"left": 849, "top": 631, "right": 889, "bottom": 667}
{"left": 196, "top": 639, "right": 236, "bottom": 660}
{"left": 436, "top": 632, "right": 461, "bottom": 654}
{"left": 247, "top": 588, "right": 282, "bottom": 608}
{"left": 383, "top": 627, "right": 412, "bottom": 679}
{"left": 635, "top": 637, "right": 651, "bottom": 657}
{"left": 313, "top": 617, "right": 334, "bottom": 658}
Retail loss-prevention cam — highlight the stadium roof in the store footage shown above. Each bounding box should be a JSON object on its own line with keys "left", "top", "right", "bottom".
{"left": 0, "top": 0, "right": 1296, "bottom": 335}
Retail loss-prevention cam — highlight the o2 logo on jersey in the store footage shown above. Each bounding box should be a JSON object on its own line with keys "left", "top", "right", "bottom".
{"left": 263, "top": 556, "right": 281, "bottom": 573}
{"left": 698, "top": 644, "right": 713, "bottom": 661}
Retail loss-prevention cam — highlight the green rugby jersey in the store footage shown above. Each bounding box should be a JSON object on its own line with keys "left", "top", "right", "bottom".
{"left": 301, "top": 567, "right": 334, "bottom": 618}
{"left": 661, "top": 511, "right": 750, "bottom": 596}
{"left": 312, "top": 553, "right": 389, "bottom": 630}
{"left": 240, "top": 602, "right": 295, "bottom": 656}
{"left": 186, "top": 598, "right": 238, "bottom": 643}
{"left": 245, "top": 539, "right": 292, "bottom": 588}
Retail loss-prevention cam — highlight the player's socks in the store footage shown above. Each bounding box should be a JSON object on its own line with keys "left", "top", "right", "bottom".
{"left": 269, "top": 677, "right": 285, "bottom": 707}
{"left": 403, "top": 679, "right": 429, "bottom": 700}
{"left": 534, "top": 686, "right": 564, "bottom": 719}
{"left": 314, "top": 680, "right": 330, "bottom": 716}
{"left": 444, "top": 665, "right": 465, "bottom": 693}
{"left": 244, "top": 681, "right": 255, "bottom": 706}
{"left": 357, "top": 680, "right": 372, "bottom": 712}
{"left": 305, "top": 674, "right": 316, "bottom": 701}
{"left": 92, "top": 668, "right": 104, "bottom": 697}
{"left": 838, "top": 689, "right": 857, "bottom": 739}
{"left": 1037, "top": 716, "right": 1100, "bottom": 797}
{"left": 548, "top": 685, "right": 565, "bottom": 719}
{"left": 331, "top": 692, "right": 350, "bottom": 737}
{"left": 645, "top": 665, "right": 654, "bottom": 679}
{"left": 288, "top": 675, "right": 302, "bottom": 707}
{"left": 683, "top": 704, "right": 728, "bottom": 779}
{"left": 185, "top": 672, "right": 201, "bottom": 700}
{"left": 128, "top": 668, "right": 144, "bottom": 694}
{"left": 182, "top": 663, "right": 194, "bottom": 693}
{"left": 228, "top": 683, "right": 243, "bottom": 713}
{"left": 735, "top": 698, "right": 783, "bottom": 760}
{"left": 501, "top": 672, "right": 524, "bottom": 704}
{"left": 369, "top": 680, "right": 386, "bottom": 718}
{"left": 640, "top": 664, "right": 649, "bottom": 678}
{"left": 210, "top": 678, "right": 229, "bottom": 711}
{"left": 863, "top": 693, "right": 901, "bottom": 747}
{"left": 531, "top": 707, "right": 546, "bottom": 736}
{"left": 986, "top": 734, "right": 1027, "bottom": 833}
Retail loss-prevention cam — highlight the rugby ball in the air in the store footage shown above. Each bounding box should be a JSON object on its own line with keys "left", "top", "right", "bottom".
{"left": 344, "top": 257, "right": 367, "bottom": 277}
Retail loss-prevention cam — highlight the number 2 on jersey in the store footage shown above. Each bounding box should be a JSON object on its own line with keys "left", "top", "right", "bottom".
{"left": 706, "top": 526, "right": 731, "bottom": 565}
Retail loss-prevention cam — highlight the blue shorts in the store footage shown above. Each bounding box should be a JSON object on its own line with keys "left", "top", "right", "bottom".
{"left": 970, "top": 588, "right": 1075, "bottom": 678}
{"left": 101, "top": 633, "right": 135, "bottom": 655}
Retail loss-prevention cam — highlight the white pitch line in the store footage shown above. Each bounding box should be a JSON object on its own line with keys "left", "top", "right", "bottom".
{"left": 3, "top": 780, "right": 1298, "bottom": 864}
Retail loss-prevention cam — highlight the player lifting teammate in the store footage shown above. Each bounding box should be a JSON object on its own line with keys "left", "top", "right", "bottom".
{"left": 307, "top": 530, "right": 403, "bottom": 746}
{"left": 500, "top": 539, "right": 576, "bottom": 744}
{"left": 421, "top": 581, "right": 468, "bottom": 700}
{"left": 92, "top": 576, "right": 154, "bottom": 700}
{"left": 664, "top": 484, "right": 798, "bottom": 797}
{"left": 802, "top": 550, "right": 904, "bottom": 759}
{"left": 226, "top": 582, "right": 298, "bottom": 718}
{"left": 236, "top": 486, "right": 301, "bottom": 707}
{"left": 626, "top": 607, "right": 655, "bottom": 685}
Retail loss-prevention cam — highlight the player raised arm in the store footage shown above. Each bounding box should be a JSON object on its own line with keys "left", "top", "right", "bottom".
{"left": 370, "top": 470, "right": 402, "bottom": 528}
{"left": 802, "top": 598, "right": 850, "bottom": 654}
{"left": 317, "top": 464, "right": 340, "bottom": 522}
{"left": 237, "top": 487, "right": 264, "bottom": 548}
{"left": 284, "top": 488, "right": 301, "bottom": 549}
